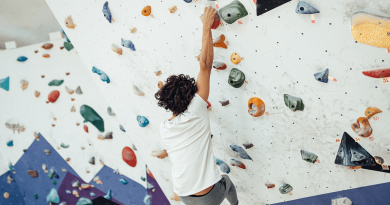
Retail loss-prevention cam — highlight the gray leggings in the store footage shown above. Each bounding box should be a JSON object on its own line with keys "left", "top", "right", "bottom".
{"left": 179, "top": 175, "right": 238, "bottom": 205}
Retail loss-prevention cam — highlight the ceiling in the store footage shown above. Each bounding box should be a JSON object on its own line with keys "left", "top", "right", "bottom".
{"left": 0, "top": 0, "right": 62, "bottom": 49}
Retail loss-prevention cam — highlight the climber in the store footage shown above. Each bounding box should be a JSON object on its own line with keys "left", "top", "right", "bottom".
{"left": 155, "top": 6, "right": 238, "bottom": 205}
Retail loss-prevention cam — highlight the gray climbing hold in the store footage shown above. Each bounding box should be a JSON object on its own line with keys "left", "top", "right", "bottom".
{"left": 295, "top": 1, "right": 320, "bottom": 14}
{"left": 89, "top": 157, "right": 95, "bottom": 165}
{"left": 107, "top": 107, "right": 115, "bottom": 116}
{"left": 75, "top": 86, "right": 83, "bottom": 94}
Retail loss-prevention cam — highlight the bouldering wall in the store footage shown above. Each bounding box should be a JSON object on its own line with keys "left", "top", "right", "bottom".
{"left": 0, "top": 39, "right": 170, "bottom": 204}
{"left": 45, "top": 0, "right": 390, "bottom": 204}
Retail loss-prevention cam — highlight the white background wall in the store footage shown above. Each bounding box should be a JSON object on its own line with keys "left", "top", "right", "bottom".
{"left": 0, "top": 39, "right": 146, "bottom": 187}
{"left": 46, "top": 0, "right": 390, "bottom": 204}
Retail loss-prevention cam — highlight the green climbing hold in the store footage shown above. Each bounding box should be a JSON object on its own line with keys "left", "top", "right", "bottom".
{"left": 64, "top": 42, "right": 74, "bottom": 51}
{"left": 33, "top": 194, "right": 38, "bottom": 199}
{"left": 284, "top": 94, "right": 304, "bottom": 111}
{"left": 48, "top": 80, "right": 64, "bottom": 86}
{"left": 52, "top": 180, "right": 57, "bottom": 185}
{"left": 300, "top": 150, "right": 318, "bottom": 163}
{"left": 279, "top": 183, "right": 293, "bottom": 194}
{"left": 141, "top": 177, "right": 146, "bottom": 181}
{"left": 46, "top": 188, "right": 60, "bottom": 203}
{"left": 48, "top": 168, "right": 55, "bottom": 179}
{"left": 80, "top": 105, "right": 105, "bottom": 132}
{"left": 219, "top": 0, "right": 248, "bottom": 24}
{"left": 76, "top": 197, "right": 93, "bottom": 205}
{"left": 228, "top": 68, "right": 245, "bottom": 88}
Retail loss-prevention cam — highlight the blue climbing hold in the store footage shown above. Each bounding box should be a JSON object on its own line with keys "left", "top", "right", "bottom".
{"left": 120, "top": 125, "right": 126, "bottom": 132}
{"left": 295, "top": 1, "right": 320, "bottom": 14}
{"left": 121, "top": 38, "right": 136, "bottom": 51}
{"left": 215, "top": 157, "right": 230, "bottom": 174}
{"left": 17, "top": 56, "right": 28, "bottom": 62}
{"left": 90, "top": 192, "right": 95, "bottom": 196}
{"left": 230, "top": 145, "right": 253, "bottom": 160}
{"left": 7, "top": 140, "right": 13, "bottom": 147}
{"left": 144, "top": 194, "right": 152, "bottom": 205}
{"left": 104, "top": 189, "right": 111, "bottom": 200}
{"left": 92, "top": 66, "right": 110, "bottom": 83}
{"left": 137, "top": 115, "right": 149, "bottom": 127}
{"left": 66, "top": 190, "right": 71, "bottom": 194}
{"left": 62, "top": 29, "right": 70, "bottom": 43}
{"left": 183, "top": 0, "right": 192, "bottom": 2}
{"left": 0, "top": 76, "right": 10, "bottom": 91}
{"left": 147, "top": 182, "right": 154, "bottom": 191}
{"left": 76, "top": 197, "right": 93, "bottom": 205}
{"left": 46, "top": 188, "right": 60, "bottom": 203}
{"left": 314, "top": 68, "right": 329, "bottom": 83}
{"left": 103, "top": 1, "right": 112, "bottom": 23}
{"left": 8, "top": 162, "right": 14, "bottom": 172}
{"left": 119, "top": 178, "right": 128, "bottom": 185}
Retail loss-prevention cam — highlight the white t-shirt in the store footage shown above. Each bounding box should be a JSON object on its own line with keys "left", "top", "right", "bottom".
{"left": 159, "top": 93, "right": 222, "bottom": 196}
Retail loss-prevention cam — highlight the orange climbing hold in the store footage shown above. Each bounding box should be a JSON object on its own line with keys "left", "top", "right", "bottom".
{"left": 142, "top": 6, "right": 152, "bottom": 16}
{"left": 43, "top": 54, "right": 50, "bottom": 58}
{"left": 122, "top": 147, "right": 137, "bottom": 167}
{"left": 48, "top": 90, "right": 60, "bottom": 103}
{"left": 231, "top": 52, "right": 241, "bottom": 65}
{"left": 213, "top": 34, "right": 227, "bottom": 49}
{"left": 111, "top": 44, "right": 122, "bottom": 55}
{"left": 168, "top": 5, "right": 177, "bottom": 13}
{"left": 351, "top": 117, "right": 372, "bottom": 138}
{"left": 170, "top": 193, "right": 181, "bottom": 201}
{"left": 265, "top": 183, "right": 275, "bottom": 189}
{"left": 64, "top": 15, "right": 76, "bottom": 28}
{"left": 158, "top": 81, "right": 164, "bottom": 88}
{"left": 41, "top": 43, "right": 53, "bottom": 49}
{"left": 35, "top": 91, "right": 40, "bottom": 98}
{"left": 365, "top": 107, "right": 382, "bottom": 119}
{"left": 151, "top": 150, "right": 168, "bottom": 159}
{"left": 248, "top": 97, "right": 265, "bottom": 117}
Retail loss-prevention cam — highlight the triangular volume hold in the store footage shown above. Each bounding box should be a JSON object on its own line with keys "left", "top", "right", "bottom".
{"left": 334, "top": 132, "right": 376, "bottom": 167}
{"left": 257, "top": 0, "right": 291, "bottom": 16}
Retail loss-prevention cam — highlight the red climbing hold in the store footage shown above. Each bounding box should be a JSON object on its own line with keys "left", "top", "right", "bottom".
{"left": 122, "top": 147, "right": 137, "bottom": 167}
{"left": 147, "top": 167, "right": 155, "bottom": 179}
{"left": 48, "top": 90, "right": 60, "bottom": 103}
{"left": 84, "top": 125, "right": 89, "bottom": 133}
{"left": 206, "top": 101, "right": 211, "bottom": 109}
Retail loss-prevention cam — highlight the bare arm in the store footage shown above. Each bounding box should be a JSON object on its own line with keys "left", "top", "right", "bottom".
{"left": 197, "top": 7, "right": 218, "bottom": 102}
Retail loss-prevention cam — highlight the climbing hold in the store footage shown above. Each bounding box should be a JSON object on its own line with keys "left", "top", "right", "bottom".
{"left": 151, "top": 150, "right": 168, "bottom": 159}
{"left": 212, "top": 61, "right": 227, "bottom": 70}
{"left": 8, "top": 162, "right": 14, "bottom": 172}
{"left": 284, "top": 94, "right": 304, "bottom": 111}
{"left": 111, "top": 44, "right": 122, "bottom": 55}
{"left": 103, "top": 132, "right": 113, "bottom": 139}
{"left": 230, "top": 52, "right": 241, "bottom": 65}
{"left": 279, "top": 183, "right": 293, "bottom": 194}
{"left": 113, "top": 169, "right": 120, "bottom": 175}
{"left": 52, "top": 124, "right": 55, "bottom": 127}
{"left": 334, "top": 132, "right": 377, "bottom": 166}
{"left": 331, "top": 197, "right": 353, "bottom": 205}
{"left": 64, "top": 15, "right": 76, "bottom": 28}
{"left": 256, "top": 0, "right": 291, "bottom": 16}
{"left": 141, "top": 177, "right": 146, "bottom": 181}
{"left": 46, "top": 188, "right": 60, "bottom": 203}
{"left": 89, "top": 157, "right": 95, "bottom": 165}
{"left": 183, "top": 0, "right": 192, "bottom": 2}
{"left": 243, "top": 143, "right": 254, "bottom": 149}
{"left": 230, "top": 145, "right": 252, "bottom": 160}
{"left": 130, "top": 27, "right": 137, "bottom": 33}
{"left": 147, "top": 182, "right": 155, "bottom": 192}
{"left": 52, "top": 180, "right": 57, "bottom": 185}
{"left": 228, "top": 68, "right": 246, "bottom": 88}
{"left": 107, "top": 107, "right": 115, "bottom": 116}
{"left": 7, "top": 175, "right": 14, "bottom": 184}
{"left": 35, "top": 50, "right": 39, "bottom": 53}
{"left": 71, "top": 98, "right": 75, "bottom": 101}
{"left": 42, "top": 164, "right": 47, "bottom": 172}
{"left": 48, "top": 168, "right": 55, "bottom": 179}
{"left": 300, "top": 150, "right": 318, "bottom": 163}
{"left": 64, "top": 42, "right": 74, "bottom": 51}
{"left": 65, "top": 86, "right": 74, "bottom": 94}
{"left": 230, "top": 159, "right": 246, "bottom": 169}
{"left": 62, "top": 169, "right": 66, "bottom": 172}
{"left": 195, "top": 55, "right": 200, "bottom": 61}
{"left": 90, "top": 192, "right": 95, "bottom": 197}
{"left": 71, "top": 105, "right": 76, "bottom": 112}
{"left": 81, "top": 183, "right": 93, "bottom": 189}
{"left": 27, "top": 170, "right": 38, "bottom": 178}
{"left": 75, "top": 86, "right": 82, "bottom": 94}
{"left": 44, "top": 149, "right": 51, "bottom": 155}
{"left": 137, "top": 115, "right": 149, "bottom": 127}
{"left": 73, "top": 190, "right": 79, "bottom": 197}
{"left": 122, "top": 146, "right": 137, "bottom": 167}
{"left": 49, "top": 80, "right": 64, "bottom": 86}
{"left": 213, "top": 34, "right": 227, "bottom": 49}
{"left": 33, "top": 194, "right": 38, "bottom": 199}
{"left": 41, "top": 43, "right": 53, "bottom": 49}
{"left": 93, "top": 176, "right": 102, "bottom": 184}
{"left": 265, "top": 183, "right": 275, "bottom": 189}
{"left": 121, "top": 38, "right": 136, "bottom": 51}
{"left": 98, "top": 135, "right": 104, "bottom": 140}
{"left": 142, "top": 6, "right": 152, "bottom": 16}
{"left": 215, "top": 157, "right": 231, "bottom": 174}
{"left": 63, "top": 29, "right": 70, "bottom": 43}
{"left": 248, "top": 97, "right": 265, "bottom": 117}
{"left": 99, "top": 160, "right": 104, "bottom": 166}
{"left": 42, "top": 54, "right": 50, "bottom": 58}
{"left": 351, "top": 117, "right": 372, "bottom": 138}
{"left": 35, "top": 91, "right": 41, "bottom": 98}
{"left": 4, "top": 192, "right": 9, "bottom": 199}
{"left": 59, "top": 202, "right": 67, "bottom": 205}
{"left": 80, "top": 105, "right": 105, "bottom": 132}
{"left": 76, "top": 197, "right": 93, "bottom": 205}
{"left": 120, "top": 178, "right": 128, "bottom": 185}
{"left": 17, "top": 56, "right": 28, "bottom": 62}
{"left": 219, "top": 100, "right": 229, "bottom": 106}
{"left": 132, "top": 144, "right": 137, "bottom": 151}
{"left": 66, "top": 190, "right": 71, "bottom": 194}
{"left": 219, "top": 0, "right": 248, "bottom": 24}
{"left": 72, "top": 180, "right": 80, "bottom": 188}
{"left": 375, "top": 156, "right": 384, "bottom": 165}
{"left": 92, "top": 66, "right": 110, "bottom": 83}
{"left": 0, "top": 76, "right": 10, "bottom": 91}
{"left": 351, "top": 11, "right": 390, "bottom": 49}
{"left": 314, "top": 68, "right": 329, "bottom": 83}
{"left": 120, "top": 125, "right": 126, "bottom": 132}
{"left": 61, "top": 143, "right": 69, "bottom": 148}
{"left": 365, "top": 107, "right": 382, "bottom": 119}
{"left": 295, "top": 1, "right": 319, "bottom": 14}
{"left": 155, "top": 70, "right": 162, "bottom": 76}
{"left": 48, "top": 90, "right": 60, "bottom": 103}
{"left": 60, "top": 47, "right": 64, "bottom": 50}
{"left": 133, "top": 85, "right": 145, "bottom": 96}
{"left": 157, "top": 81, "right": 164, "bottom": 88}
{"left": 20, "top": 80, "right": 28, "bottom": 90}
{"left": 41, "top": 75, "right": 45, "bottom": 78}
{"left": 102, "top": 1, "right": 112, "bottom": 23}
{"left": 212, "top": 13, "right": 221, "bottom": 29}
{"left": 7, "top": 140, "right": 13, "bottom": 147}
{"left": 104, "top": 189, "right": 111, "bottom": 200}
{"left": 84, "top": 125, "right": 89, "bottom": 133}
{"left": 144, "top": 194, "right": 152, "bottom": 205}
{"left": 362, "top": 68, "right": 390, "bottom": 78}
{"left": 168, "top": 5, "right": 177, "bottom": 13}
{"left": 170, "top": 193, "right": 181, "bottom": 201}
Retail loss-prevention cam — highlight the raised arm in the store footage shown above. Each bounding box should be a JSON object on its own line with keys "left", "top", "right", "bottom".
{"left": 197, "top": 7, "right": 218, "bottom": 102}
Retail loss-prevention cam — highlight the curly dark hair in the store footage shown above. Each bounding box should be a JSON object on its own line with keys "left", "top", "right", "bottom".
{"left": 155, "top": 74, "right": 198, "bottom": 116}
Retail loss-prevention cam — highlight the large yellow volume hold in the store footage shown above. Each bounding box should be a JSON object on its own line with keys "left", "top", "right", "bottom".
{"left": 351, "top": 11, "right": 390, "bottom": 49}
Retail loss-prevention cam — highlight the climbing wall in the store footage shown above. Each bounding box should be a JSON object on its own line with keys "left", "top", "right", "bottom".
{"left": 45, "top": 0, "right": 390, "bottom": 204}
{"left": 0, "top": 39, "right": 166, "bottom": 204}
